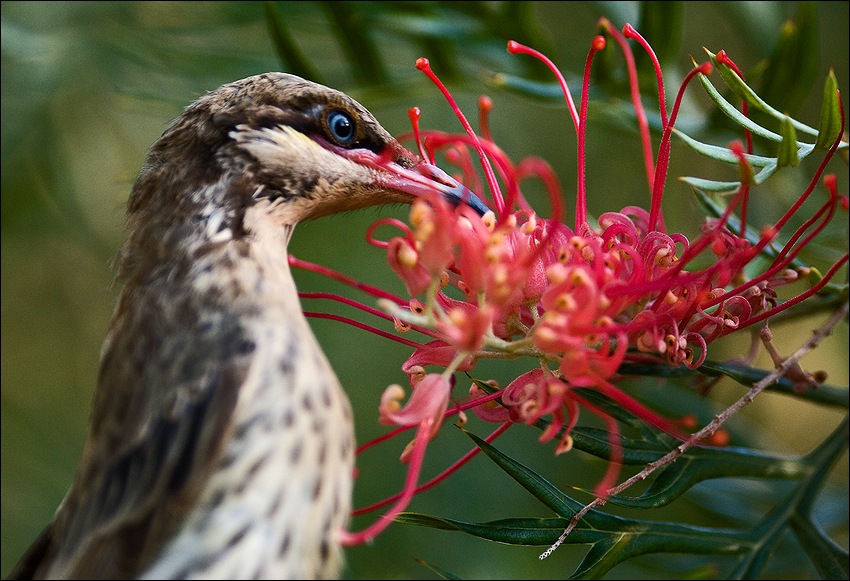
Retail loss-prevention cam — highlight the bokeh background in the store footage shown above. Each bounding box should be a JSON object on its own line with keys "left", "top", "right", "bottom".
{"left": 2, "top": 2, "right": 848, "bottom": 579}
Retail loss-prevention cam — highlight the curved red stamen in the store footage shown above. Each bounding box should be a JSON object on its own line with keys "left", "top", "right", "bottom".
{"left": 716, "top": 50, "right": 754, "bottom": 156}
{"left": 565, "top": 391, "right": 623, "bottom": 498}
{"left": 408, "top": 107, "right": 431, "bottom": 162}
{"left": 304, "top": 311, "right": 424, "bottom": 348}
{"left": 417, "top": 130, "right": 523, "bottom": 213}
{"left": 416, "top": 57, "right": 505, "bottom": 215}
{"left": 356, "top": 388, "right": 506, "bottom": 457}
{"left": 356, "top": 424, "right": 411, "bottom": 456}
{"left": 725, "top": 253, "right": 848, "bottom": 333}
{"left": 366, "top": 217, "right": 415, "bottom": 249}
{"left": 623, "top": 23, "right": 668, "bottom": 127}
{"left": 576, "top": 35, "right": 607, "bottom": 231}
{"left": 708, "top": 185, "right": 840, "bottom": 309}
{"left": 300, "top": 291, "right": 441, "bottom": 340}
{"left": 340, "top": 417, "right": 434, "bottom": 545}
{"left": 601, "top": 18, "right": 655, "bottom": 192}
{"left": 516, "top": 156, "right": 565, "bottom": 226}
{"left": 445, "top": 143, "right": 485, "bottom": 195}
{"left": 507, "top": 40, "right": 580, "bottom": 132}
{"left": 353, "top": 421, "right": 511, "bottom": 515}
{"left": 289, "top": 255, "right": 406, "bottom": 305}
{"left": 648, "top": 61, "right": 714, "bottom": 231}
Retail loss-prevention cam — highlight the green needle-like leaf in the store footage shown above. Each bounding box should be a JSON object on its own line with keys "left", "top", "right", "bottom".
{"left": 601, "top": 446, "right": 808, "bottom": 510}
{"left": 412, "top": 557, "right": 464, "bottom": 580}
{"left": 459, "top": 428, "right": 584, "bottom": 517}
{"left": 400, "top": 432, "right": 763, "bottom": 579}
{"left": 778, "top": 115, "right": 801, "bottom": 167}
{"left": 703, "top": 49, "right": 821, "bottom": 138}
{"left": 673, "top": 132, "right": 778, "bottom": 166}
{"left": 790, "top": 513, "right": 850, "bottom": 580}
{"left": 815, "top": 70, "right": 843, "bottom": 150}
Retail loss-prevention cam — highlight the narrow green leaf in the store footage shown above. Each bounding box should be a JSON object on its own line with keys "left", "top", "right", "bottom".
{"left": 677, "top": 176, "right": 743, "bottom": 194}
{"left": 696, "top": 360, "right": 849, "bottom": 409}
{"left": 459, "top": 428, "right": 583, "bottom": 517}
{"left": 728, "top": 515, "right": 786, "bottom": 579}
{"left": 694, "top": 67, "right": 789, "bottom": 141}
{"left": 568, "top": 387, "right": 671, "bottom": 441}
{"left": 674, "top": 129, "right": 821, "bottom": 193}
{"left": 395, "top": 511, "right": 751, "bottom": 566}
{"left": 729, "top": 419, "right": 849, "bottom": 578}
{"left": 603, "top": 446, "right": 808, "bottom": 510}
{"left": 791, "top": 421, "right": 850, "bottom": 577}
{"left": 616, "top": 359, "right": 849, "bottom": 408}
{"left": 394, "top": 513, "right": 602, "bottom": 545}
{"left": 703, "top": 49, "right": 820, "bottom": 138}
{"left": 571, "top": 524, "right": 748, "bottom": 580}
{"left": 570, "top": 426, "right": 670, "bottom": 465}
{"left": 678, "top": 163, "right": 779, "bottom": 193}
{"left": 673, "top": 130, "right": 778, "bottom": 166}
{"left": 412, "top": 557, "right": 464, "bottom": 580}
{"left": 777, "top": 115, "right": 800, "bottom": 167}
{"left": 815, "top": 69, "right": 842, "bottom": 150}
{"left": 789, "top": 513, "right": 850, "bottom": 580}
{"left": 797, "top": 418, "right": 849, "bottom": 513}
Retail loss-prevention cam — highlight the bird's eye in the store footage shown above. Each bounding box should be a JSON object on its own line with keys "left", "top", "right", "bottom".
{"left": 325, "top": 110, "right": 357, "bottom": 146}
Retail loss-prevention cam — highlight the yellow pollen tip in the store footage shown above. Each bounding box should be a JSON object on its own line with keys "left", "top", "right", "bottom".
{"left": 398, "top": 244, "right": 418, "bottom": 268}
{"left": 555, "top": 434, "right": 574, "bottom": 455}
{"left": 535, "top": 326, "right": 558, "bottom": 343}
{"left": 448, "top": 308, "right": 467, "bottom": 326}
{"left": 482, "top": 211, "right": 496, "bottom": 231}
{"left": 546, "top": 263, "right": 568, "bottom": 283}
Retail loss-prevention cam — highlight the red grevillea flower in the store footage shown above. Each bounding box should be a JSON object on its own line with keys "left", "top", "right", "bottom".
{"left": 296, "top": 19, "right": 848, "bottom": 541}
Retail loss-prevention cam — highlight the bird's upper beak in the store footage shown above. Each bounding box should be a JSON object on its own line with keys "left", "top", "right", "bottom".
{"left": 361, "top": 145, "right": 490, "bottom": 216}
{"left": 411, "top": 162, "right": 491, "bottom": 216}
{"left": 316, "top": 138, "right": 491, "bottom": 217}
{"left": 380, "top": 160, "right": 491, "bottom": 216}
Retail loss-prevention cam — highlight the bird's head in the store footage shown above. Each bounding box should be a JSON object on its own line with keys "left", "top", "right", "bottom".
{"left": 127, "top": 73, "right": 487, "bottom": 246}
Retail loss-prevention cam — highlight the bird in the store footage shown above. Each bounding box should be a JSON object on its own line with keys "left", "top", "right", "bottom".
{"left": 7, "top": 72, "right": 486, "bottom": 580}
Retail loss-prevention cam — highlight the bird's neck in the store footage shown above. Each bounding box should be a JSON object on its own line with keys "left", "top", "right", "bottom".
{"left": 101, "top": 197, "right": 354, "bottom": 579}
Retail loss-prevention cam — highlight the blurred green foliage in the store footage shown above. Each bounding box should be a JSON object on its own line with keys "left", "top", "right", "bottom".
{"left": 2, "top": 2, "right": 847, "bottom": 578}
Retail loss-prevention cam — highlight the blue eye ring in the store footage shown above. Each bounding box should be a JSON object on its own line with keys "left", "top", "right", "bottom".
{"left": 325, "top": 109, "right": 357, "bottom": 146}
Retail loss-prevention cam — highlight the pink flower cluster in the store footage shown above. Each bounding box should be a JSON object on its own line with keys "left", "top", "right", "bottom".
{"left": 371, "top": 25, "right": 846, "bottom": 468}
{"left": 301, "top": 19, "right": 848, "bottom": 543}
